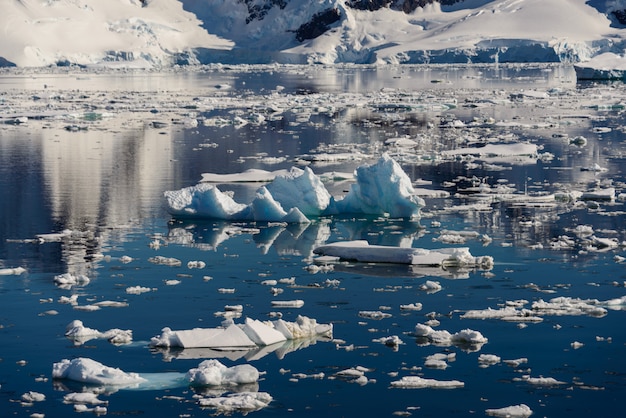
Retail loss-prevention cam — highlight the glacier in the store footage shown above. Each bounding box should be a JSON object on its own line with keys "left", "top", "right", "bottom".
{"left": 0, "top": 0, "right": 625, "bottom": 68}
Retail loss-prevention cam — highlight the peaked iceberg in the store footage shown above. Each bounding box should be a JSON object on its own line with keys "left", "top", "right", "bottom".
{"left": 164, "top": 154, "right": 424, "bottom": 222}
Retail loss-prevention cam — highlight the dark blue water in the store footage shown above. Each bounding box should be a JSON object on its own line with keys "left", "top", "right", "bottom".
{"left": 1, "top": 65, "right": 625, "bottom": 417}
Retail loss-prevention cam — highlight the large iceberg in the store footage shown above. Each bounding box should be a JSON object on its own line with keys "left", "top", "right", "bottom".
{"left": 164, "top": 154, "right": 424, "bottom": 222}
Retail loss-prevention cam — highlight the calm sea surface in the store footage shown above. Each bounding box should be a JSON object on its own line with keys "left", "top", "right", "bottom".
{"left": 0, "top": 65, "right": 625, "bottom": 417}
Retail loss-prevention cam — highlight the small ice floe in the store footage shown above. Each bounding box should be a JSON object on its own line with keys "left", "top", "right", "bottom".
{"left": 119, "top": 255, "right": 133, "bottom": 264}
{"left": 313, "top": 240, "right": 493, "bottom": 269}
{"left": 400, "top": 302, "right": 423, "bottom": 311}
{"left": 271, "top": 299, "right": 304, "bottom": 308}
{"left": 21, "top": 391, "right": 45, "bottom": 403}
{"left": 126, "top": 286, "right": 152, "bottom": 295}
{"left": 373, "top": 335, "right": 404, "bottom": 350}
{"left": 424, "top": 352, "right": 455, "bottom": 369}
{"left": 419, "top": 280, "right": 442, "bottom": 293}
{"left": 53, "top": 273, "right": 90, "bottom": 289}
{"left": 390, "top": 375, "right": 464, "bottom": 389}
{"left": 485, "top": 403, "right": 533, "bottom": 417}
{"left": 531, "top": 297, "right": 608, "bottom": 317}
{"left": 333, "top": 366, "right": 372, "bottom": 385}
{"left": 0, "top": 266, "right": 27, "bottom": 275}
{"left": 478, "top": 354, "right": 501, "bottom": 368}
{"left": 461, "top": 306, "right": 543, "bottom": 323}
{"left": 503, "top": 358, "right": 528, "bottom": 368}
{"left": 187, "top": 260, "right": 206, "bottom": 269}
{"left": 148, "top": 256, "right": 182, "bottom": 266}
{"left": 149, "top": 315, "right": 332, "bottom": 349}
{"left": 359, "top": 311, "right": 392, "bottom": 320}
{"left": 196, "top": 392, "right": 272, "bottom": 414}
{"left": 414, "top": 323, "right": 487, "bottom": 351}
{"left": 186, "top": 359, "right": 259, "bottom": 386}
{"left": 63, "top": 392, "right": 108, "bottom": 406}
{"left": 571, "top": 341, "right": 584, "bottom": 349}
{"left": 52, "top": 358, "right": 146, "bottom": 387}
{"left": 65, "top": 320, "right": 133, "bottom": 346}
{"left": 516, "top": 375, "right": 567, "bottom": 386}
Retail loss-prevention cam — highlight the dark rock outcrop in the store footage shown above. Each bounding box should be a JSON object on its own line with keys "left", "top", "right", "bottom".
{"left": 295, "top": 8, "right": 341, "bottom": 42}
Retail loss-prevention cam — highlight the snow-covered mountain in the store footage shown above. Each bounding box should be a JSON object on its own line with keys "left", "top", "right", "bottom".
{"left": 1, "top": 0, "right": 625, "bottom": 68}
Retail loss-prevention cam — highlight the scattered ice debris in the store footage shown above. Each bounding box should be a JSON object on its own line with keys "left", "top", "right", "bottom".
{"left": 485, "top": 403, "right": 533, "bottom": 418}
{"left": 149, "top": 315, "right": 332, "bottom": 349}
{"left": 196, "top": 391, "right": 272, "bottom": 414}
{"left": 390, "top": 375, "right": 464, "bottom": 389}
{"left": 53, "top": 273, "right": 90, "bottom": 289}
{"left": 52, "top": 358, "right": 147, "bottom": 386}
{"left": 148, "top": 256, "right": 182, "bottom": 267}
{"left": 186, "top": 359, "right": 259, "bottom": 386}
{"left": 313, "top": 240, "right": 493, "bottom": 269}
{"left": 0, "top": 266, "right": 27, "bottom": 275}
{"left": 65, "top": 320, "right": 133, "bottom": 346}
{"left": 165, "top": 154, "right": 424, "bottom": 222}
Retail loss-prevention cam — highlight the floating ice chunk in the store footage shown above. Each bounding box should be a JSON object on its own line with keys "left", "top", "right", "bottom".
{"left": 21, "top": 391, "right": 45, "bottom": 403}
{"left": 149, "top": 316, "right": 331, "bottom": 349}
{"left": 478, "top": 354, "right": 501, "bottom": 367}
{"left": 520, "top": 375, "right": 567, "bottom": 386}
{"left": 265, "top": 166, "right": 332, "bottom": 217}
{"left": 52, "top": 358, "right": 146, "bottom": 386}
{"left": 165, "top": 183, "right": 249, "bottom": 219}
{"left": 187, "top": 260, "right": 206, "bottom": 269}
{"left": 148, "top": 256, "right": 182, "bottom": 267}
{"left": 400, "top": 303, "right": 423, "bottom": 311}
{"left": 313, "top": 240, "right": 493, "bottom": 268}
{"left": 359, "top": 310, "right": 392, "bottom": 320}
{"left": 63, "top": 392, "right": 108, "bottom": 405}
{"left": 0, "top": 266, "right": 27, "bottom": 275}
{"left": 415, "top": 323, "right": 487, "bottom": 348}
{"left": 197, "top": 391, "right": 272, "bottom": 413}
{"left": 419, "top": 280, "right": 442, "bottom": 293}
{"left": 126, "top": 286, "right": 152, "bottom": 295}
{"left": 271, "top": 300, "right": 304, "bottom": 308}
{"left": 486, "top": 404, "right": 533, "bottom": 417}
{"left": 390, "top": 375, "right": 464, "bottom": 389}
{"left": 186, "top": 359, "right": 259, "bottom": 386}
{"left": 373, "top": 335, "right": 404, "bottom": 349}
{"left": 201, "top": 168, "right": 291, "bottom": 183}
{"left": 65, "top": 320, "right": 132, "bottom": 345}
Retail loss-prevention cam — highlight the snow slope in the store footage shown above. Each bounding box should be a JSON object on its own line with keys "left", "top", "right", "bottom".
{"left": 0, "top": 0, "right": 624, "bottom": 67}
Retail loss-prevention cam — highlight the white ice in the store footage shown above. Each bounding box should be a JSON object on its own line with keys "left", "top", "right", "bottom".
{"left": 52, "top": 358, "right": 147, "bottom": 387}
{"left": 165, "top": 154, "right": 424, "bottom": 222}
{"left": 313, "top": 240, "right": 493, "bottom": 268}
{"left": 150, "top": 315, "right": 332, "bottom": 349}
{"left": 486, "top": 404, "right": 533, "bottom": 418}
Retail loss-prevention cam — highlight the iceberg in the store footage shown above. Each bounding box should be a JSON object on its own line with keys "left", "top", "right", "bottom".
{"left": 164, "top": 154, "right": 424, "bottom": 222}
{"left": 574, "top": 53, "right": 626, "bottom": 81}
{"left": 313, "top": 240, "right": 494, "bottom": 269}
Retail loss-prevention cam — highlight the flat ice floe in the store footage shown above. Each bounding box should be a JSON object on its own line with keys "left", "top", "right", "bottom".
{"left": 485, "top": 404, "right": 533, "bottom": 417}
{"left": 150, "top": 315, "right": 332, "bottom": 349}
{"left": 390, "top": 375, "right": 465, "bottom": 389}
{"left": 313, "top": 240, "right": 493, "bottom": 268}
